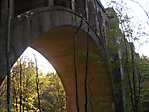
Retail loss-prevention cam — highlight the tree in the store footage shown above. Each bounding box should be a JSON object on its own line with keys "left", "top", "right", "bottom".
{"left": 138, "top": 56, "right": 149, "bottom": 112}
{"left": 39, "top": 73, "right": 66, "bottom": 112}
{"left": 0, "top": 57, "right": 67, "bottom": 112}
{"left": 105, "top": 1, "right": 143, "bottom": 112}
{"left": 34, "top": 55, "right": 41, "bottom": 112}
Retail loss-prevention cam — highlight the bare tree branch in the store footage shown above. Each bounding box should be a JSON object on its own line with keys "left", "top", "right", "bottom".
{"left": 129, "top": 0, "right": 149, "bottom": 19}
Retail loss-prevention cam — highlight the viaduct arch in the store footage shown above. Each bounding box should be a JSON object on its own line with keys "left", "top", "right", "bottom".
{"left": 0, "top": 1, "right": 115, "bottom": 112}
{"left": 10, "top": 7, "right": 114, "bottom": 112}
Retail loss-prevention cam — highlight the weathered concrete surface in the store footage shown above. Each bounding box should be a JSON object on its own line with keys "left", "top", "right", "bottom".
{"left": 0, "top": 6, "right": 115, "bottom": 112}
{"left": 32, "top": 26, "right": 114, "bottom": 112}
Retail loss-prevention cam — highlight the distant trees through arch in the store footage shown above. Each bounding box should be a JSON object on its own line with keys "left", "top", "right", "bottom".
{"left": 0, "top": 47, "right": 67, "bottom": 112}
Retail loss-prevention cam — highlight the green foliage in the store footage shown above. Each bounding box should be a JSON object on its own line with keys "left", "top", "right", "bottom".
{"left": 0, "top": 59, "right": 66, "bottom": 112}
{"left": 106, "top": 7, "right": 142, "bottom": 112}
{"left": 139, "top": 56, "right": 149, "bottom": 112}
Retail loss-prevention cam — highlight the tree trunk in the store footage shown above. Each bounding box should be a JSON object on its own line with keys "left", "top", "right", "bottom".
{"left": 34, "top": 55, "right": 41, "bottom": 112}
{"left": 19, "top": 60, "right": 22, "bottom": 112}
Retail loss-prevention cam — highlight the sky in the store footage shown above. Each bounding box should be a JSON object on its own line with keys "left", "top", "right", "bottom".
{"left": 17, "top": 47, "right": 56, "bottom": 74}
{"left": 14, "top": 0, "right": 149, "bottom": 73}
{"left": 100, "top": 0, "right": 149, "bottom": 56}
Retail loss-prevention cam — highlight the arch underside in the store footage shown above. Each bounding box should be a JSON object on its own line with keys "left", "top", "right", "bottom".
{"left": 0, "top": 8, "right": 115, "bottom": 112}
{"left": 31, "top": 26, "right": 114, "bottom": 112}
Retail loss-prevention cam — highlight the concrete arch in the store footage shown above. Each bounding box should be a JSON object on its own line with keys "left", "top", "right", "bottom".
{"left": 6, "top": 7, "right": 114, "bottom": 112}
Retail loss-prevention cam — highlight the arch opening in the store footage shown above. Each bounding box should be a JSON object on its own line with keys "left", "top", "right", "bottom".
{"left": 0, "top": 47, "right": 67, "bottom": 112}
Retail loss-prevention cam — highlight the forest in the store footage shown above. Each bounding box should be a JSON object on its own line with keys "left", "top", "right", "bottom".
{"left": 0, "top": 58, "right": 66, "bottom": 112}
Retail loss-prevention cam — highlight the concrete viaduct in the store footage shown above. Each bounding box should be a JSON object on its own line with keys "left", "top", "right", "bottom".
{"left": 0, "top": 0, "right": 115, "bottom": 112}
